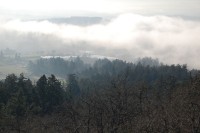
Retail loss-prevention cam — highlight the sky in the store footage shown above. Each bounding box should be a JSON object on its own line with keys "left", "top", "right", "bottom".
{"left": 0, "top": 0, "right": 200, "bottom": 18}
{"left": 0, "top": 0, "right": 200, "bottom": 68}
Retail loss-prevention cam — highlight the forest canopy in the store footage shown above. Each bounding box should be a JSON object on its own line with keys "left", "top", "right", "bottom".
{"left": 1, "top": 57, "right": 200, "bottom": 132}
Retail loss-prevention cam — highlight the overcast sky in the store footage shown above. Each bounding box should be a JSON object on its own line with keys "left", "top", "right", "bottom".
{"left": 0, "top": 0, "right": 200, "bottom": 18}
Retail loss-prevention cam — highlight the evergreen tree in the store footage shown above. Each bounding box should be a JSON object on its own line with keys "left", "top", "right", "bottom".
{"left": 36, "top": 75, "right": 48, "bottom": 113}
{"left": 6, "top": 88, "right": 27, "bottom": 133}
{"left": 47, "top": 74, "right": 64, "bottom": 110}
{"left": 67, "top": 74, "right": 80, "bottom": 99}
{"left": 36, "top": 75, "right": 64, "bottom": 113}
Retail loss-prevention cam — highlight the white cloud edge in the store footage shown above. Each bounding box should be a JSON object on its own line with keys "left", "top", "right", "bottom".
{"left": 0, "top": 13, "right": 200, "bottom": 68}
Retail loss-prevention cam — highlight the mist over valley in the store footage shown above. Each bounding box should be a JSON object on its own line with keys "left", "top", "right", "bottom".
{"left": 1, "top": 1, "right": 200, "bottom": 132}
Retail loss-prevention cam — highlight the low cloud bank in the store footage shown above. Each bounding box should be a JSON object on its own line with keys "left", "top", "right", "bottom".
{"left": 0, "top": 14, "right": 200, "bottom": 68}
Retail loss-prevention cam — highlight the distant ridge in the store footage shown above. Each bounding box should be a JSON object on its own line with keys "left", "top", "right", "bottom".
{"left": 45, "top": 16, "right": 103, "bottom": 25}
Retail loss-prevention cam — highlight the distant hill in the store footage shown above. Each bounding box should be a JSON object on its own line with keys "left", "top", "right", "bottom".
{"left": 46, "top": 16, "right": 103, "bottom": 26}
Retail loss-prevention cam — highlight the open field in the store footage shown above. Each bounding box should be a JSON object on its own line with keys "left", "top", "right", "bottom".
{"left": 0, "top": 64, "right": 28, "bottom": 78}
{"left": 0, "top": 55, "right": 39, "bottom": 79}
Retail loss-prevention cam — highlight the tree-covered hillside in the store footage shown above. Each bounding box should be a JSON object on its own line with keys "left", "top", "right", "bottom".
{"left": 1, "top": 58, "right": 200, "bottom": 132}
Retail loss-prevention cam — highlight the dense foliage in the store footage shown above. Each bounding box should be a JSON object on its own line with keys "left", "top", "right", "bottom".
{"left": 29, "top": 57, "right": 189, "bottom": 83}
{"left": 1, "top": 58, "right": 200, "bottom": 132}
{"left": 28, "top": 57, "right": 88, "bottom": 77}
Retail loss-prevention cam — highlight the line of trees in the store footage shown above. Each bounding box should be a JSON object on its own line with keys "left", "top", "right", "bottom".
{"left": 1, "top": 59, "right": 200, "bottom": 132}
{"left": 28, "top": 57, "right": 89, "bottom": 77}
{"left": 29, "top": 57, "right": 189, "bottom": 83}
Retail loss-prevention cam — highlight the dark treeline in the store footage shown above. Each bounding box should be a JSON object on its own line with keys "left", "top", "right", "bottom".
{"left": 1, "top": 58, "right": 200, "bottom": 132}
{"left": 29, "top": 57, "right": 189, "bottom": 84}
{"left": 28, "top": 57, "right": 89, "bottom": 77}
